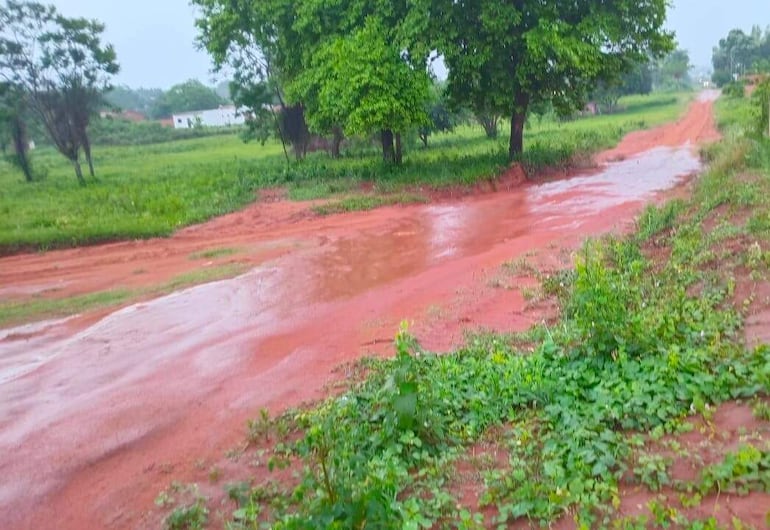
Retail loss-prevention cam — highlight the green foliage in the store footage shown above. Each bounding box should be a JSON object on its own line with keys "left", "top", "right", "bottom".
{"left": 165, "top": 502, "right": 208, "bottom": 530}
{"left": 712, "top": 25, "right": 770, "bottom": 86}
{"left": 697, "top": 445, "right": 770, "bottom": 496}
{"left": 430, "top": 0, "right": 674, "bottom": 159}
{"left": 149, "top": 79, "right": 224, "bottom": 120}
{"left": 0, "top": 92, "right": 687, "bottom": 252}
{"left": 226, "top": 214, "right": 764, "bottom": 526}
{"left": 0, "top": 0, "right": 119, "bottom": 183}
{"left": 722, "top": 81, "right": 746, "bottom": 99}
{"left": 636, "top": 201, "right": 684, "bottom": 241}
{"left": 88, "top": 116, "right": 238, "bottom": 146}
{"left": 655, "top": 49, "right": 693, "bottom": 91}
{"left": 290, "top": 17, "right": 430, "bottom": 163}
{"left": 753, "top": 79, "right": 770, "bottom": 137}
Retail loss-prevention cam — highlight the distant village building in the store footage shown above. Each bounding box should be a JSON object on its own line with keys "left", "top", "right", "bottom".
{"left": 171, "top": 106, "right": 245, "bottom": 129}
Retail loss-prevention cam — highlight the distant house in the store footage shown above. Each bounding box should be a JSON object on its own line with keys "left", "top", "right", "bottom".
{"left": 171, "top": 105, "right": 245, "bottom": 129}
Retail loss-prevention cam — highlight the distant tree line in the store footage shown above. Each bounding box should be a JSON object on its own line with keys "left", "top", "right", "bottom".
{"left": 712, "top": 26, "right": 770, "bottom": 87}
{"left": 104, "top": 80, "right": 229, "bottom": 120}
{"left": 590, "top": 49, "right": 693, "bottom": 114}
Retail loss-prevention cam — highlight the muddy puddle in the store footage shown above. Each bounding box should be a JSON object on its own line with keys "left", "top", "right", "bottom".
{"left": 0, "top": 100, "right": 715, "bottom": 529}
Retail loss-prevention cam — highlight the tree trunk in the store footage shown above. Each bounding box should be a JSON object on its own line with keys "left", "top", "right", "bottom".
{"left": 331, "top": 126, "right": 343, "bottom": 159}
{"left": 10, "top": 115, "right": 33, "bottom": 182}
{"left": 381, "top": 129, "right": 395, "bottom": 163}
{"left": 395, "top": 133, "right": 403, "bottom": 164}
{"left": 82, "top": 133, "right": 95, "bottom": 177}
{"left": 419, "top": 132, "right": 428, "bottom": 148}
{"left": 508, "top": 92, "right": 530, "bottom": 161}
{"left": 72, "top": 157, "right": 85, "bottom": 185}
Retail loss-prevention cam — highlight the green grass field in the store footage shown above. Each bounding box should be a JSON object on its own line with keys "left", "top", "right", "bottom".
{"left": 0, "top": 93, "right": 690, "bottom": 253}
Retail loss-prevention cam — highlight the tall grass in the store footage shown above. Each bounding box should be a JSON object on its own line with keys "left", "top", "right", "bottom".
{"left": 0, "top": 92, "right": 690, "bottom": 252}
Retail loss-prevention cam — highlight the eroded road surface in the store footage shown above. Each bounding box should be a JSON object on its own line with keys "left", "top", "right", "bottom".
{"left": 0, "top": 92, "right": 720, "bottom": 529}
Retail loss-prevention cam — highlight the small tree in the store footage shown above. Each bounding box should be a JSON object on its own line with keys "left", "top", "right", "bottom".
{"left": 0, "top": 1, "right": 118, "bottom": 184}
{"left": 754, "top": 78, "right": 770, "bottom": 137}
{"left": 0, "top": 82, "right": 34, "bottom": 181}
{"left": 475, "top": 113, "right": 500, "bottom": 139}
{"left": 419, "top": 85, "right": 455, "bottom": 147}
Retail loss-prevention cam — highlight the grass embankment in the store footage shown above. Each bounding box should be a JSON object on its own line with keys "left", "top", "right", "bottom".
{"left": 0, "top": 93, "right": 688, "bottom": 253}
{"left": 158, "top": 94, "right": 770, "bottom": 529}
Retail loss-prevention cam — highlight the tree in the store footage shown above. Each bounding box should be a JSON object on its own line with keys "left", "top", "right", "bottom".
{"left": 292, "top": 18, "right": 430, "bottom": 163}
{"left": 192, "top": 0, "right": 433, "bottom": 162}
{"left": 192, "top": 0, "right": 308, "bottom": 159}
{"left": 476, "top": 113, "right": 500, "bottom": 139}
{"left": 622, "top": 63, "right": 654, "bottom": 96}
{"left": 0, "top": 1, "right": 119, "bottom": 184}
{"left": 426, "top": 0, "right": 673, "bottom": 161}
{"left": 0, "top": 82, "right": 33, "bottom": 181}
{"left": 655, "top": 49, "right": 692, "bottom": 90}
{"left": 419, "top": 83, "right": 455, "bottom": 147}
{"left": 711, "top": 27, "right": 770, "bottom": 86}
{"left": 149, "top": 79, "right": 223, "bottom": 119}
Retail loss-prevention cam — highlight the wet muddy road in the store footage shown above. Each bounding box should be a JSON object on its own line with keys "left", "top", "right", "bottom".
{"left": 0, "top": 92, "right": 719, "bottom": 529}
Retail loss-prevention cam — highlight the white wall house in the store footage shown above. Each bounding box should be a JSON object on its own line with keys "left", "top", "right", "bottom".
{"left": 171, "top": 106, "right": 245, "bottom": 129}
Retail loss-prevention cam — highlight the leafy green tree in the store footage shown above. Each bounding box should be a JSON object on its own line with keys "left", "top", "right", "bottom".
{"left": 711, "top": 27, "right": 770, "bottom": 86}
{"left": 192, "top": 0, "right": 308, "bottom": 159}
{"left": 292, "top": 18, "right": 430, "bottom": 163}
{"left": 622, "top": 63, "right": 654, "bottom": 96}
{"left": 0, "top": 1, "right": 119, "bottom": 184}
{"left": 426, "top": 0, "right": 673, "bottom": 161}
{"left": 193, "top": 0, "right": 432, "bottom": 162}
{"left": 149, "top": 79, "right": 223, "bottom": 119}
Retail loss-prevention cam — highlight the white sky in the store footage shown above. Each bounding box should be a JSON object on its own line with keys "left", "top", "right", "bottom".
{"left": 49, "top": 0, "right": 769, "bottom": 88}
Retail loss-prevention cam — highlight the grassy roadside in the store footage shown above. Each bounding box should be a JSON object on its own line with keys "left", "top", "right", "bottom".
{"left": 157, "top": 94, "right": 770, "bottom": 529}
{"left": 0, "top": 262, "right": 248, "bottom": 328}
{"left": 0, "top": 93, "right": 689, "bottom": 253}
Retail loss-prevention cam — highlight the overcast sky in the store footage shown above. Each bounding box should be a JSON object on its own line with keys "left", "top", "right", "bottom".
{"left": 50, "top": 0, "right": 768, "bottom": 89}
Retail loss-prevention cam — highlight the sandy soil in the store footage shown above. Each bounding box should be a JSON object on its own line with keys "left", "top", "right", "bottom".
{"left": 0, "top": 91, "right": 726, "bottom": 530}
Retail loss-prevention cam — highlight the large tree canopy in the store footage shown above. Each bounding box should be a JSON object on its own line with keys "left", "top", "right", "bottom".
{"left": 193, "top": 0, "right": 432, "bottom": 163}
{"left": 0, "top": 0, "right": 118, "bottom": 183}
{"left": 193, "top": 0, "right": 673, "bottom": 164}
{"left": 427, "top": 0, "right": 674, "bottom": 160}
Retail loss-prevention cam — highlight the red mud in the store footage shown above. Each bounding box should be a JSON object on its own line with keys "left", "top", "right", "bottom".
{"left": 596, "top": 91, "right": 720, "bottom": 164}
{"left": 0, "top": 92, "right": 721, "bottom": 529}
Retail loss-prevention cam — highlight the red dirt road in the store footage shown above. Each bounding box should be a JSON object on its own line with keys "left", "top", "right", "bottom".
{"left": 0, "top": 92, "right": 719, "bottom": 529}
